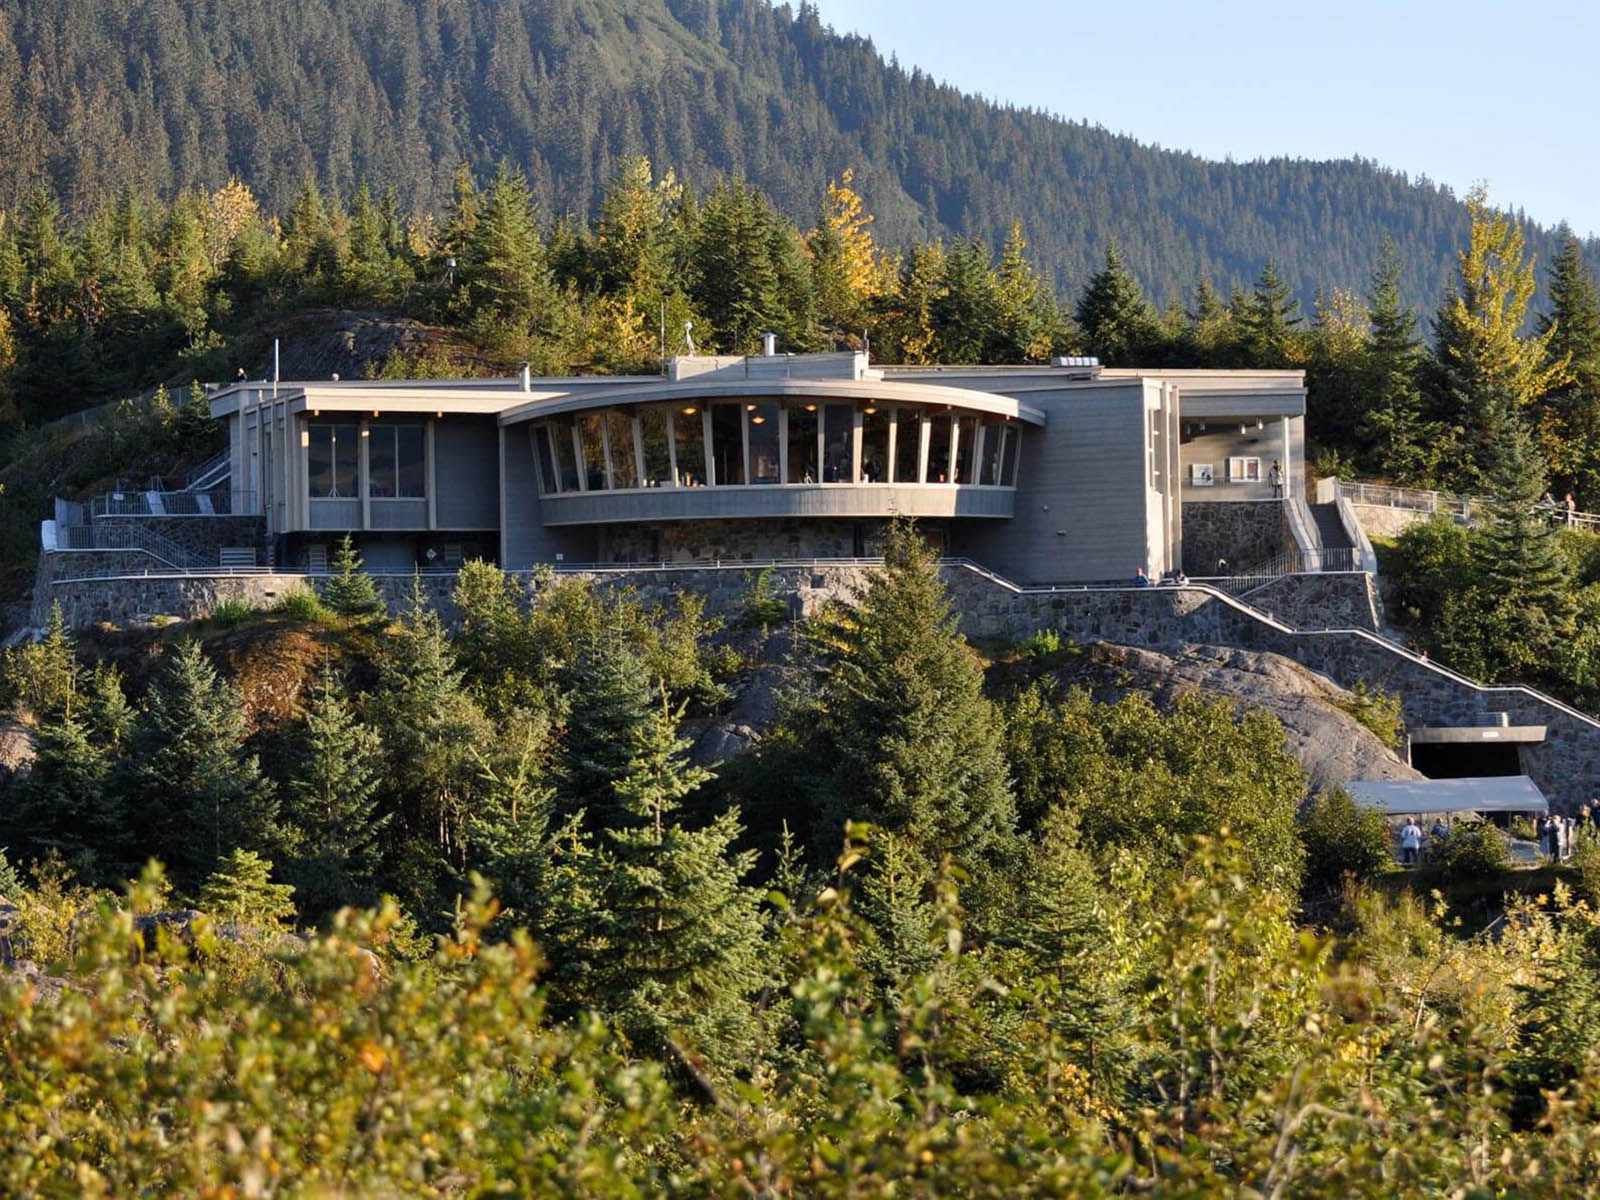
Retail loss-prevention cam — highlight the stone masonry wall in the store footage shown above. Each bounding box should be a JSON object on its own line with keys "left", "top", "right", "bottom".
{"left": 34, "top": 557, "right": 1600, "bottom": 810}
{"left": 1182, "top": 501, "right": 1293, "bottom": 574}
{"left": 1234, "top": 572, "right": 1383, "bottom": 633}
{"left": 1347, "top": 503, "right": 1441, "bottom": 540}
{"left": 598, "top": 519, "right": 909, "bottom": 564}
{"left": 93, "top": 516, "right": 267, "bottom": 565}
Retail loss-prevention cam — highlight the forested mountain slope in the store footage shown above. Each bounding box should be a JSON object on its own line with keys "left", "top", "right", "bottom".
{"left": 0, "top": 0, "right": 1591, "bottom": 309}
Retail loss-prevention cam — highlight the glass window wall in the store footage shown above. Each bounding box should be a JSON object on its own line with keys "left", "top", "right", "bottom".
{"left": 822, "top": 403, "right": 854, "bottom": 482}
{"left": 577, "top": 413, "right": 608, "bottom": 490}
{"left": 552, "top": 418, "right": 581, "bottom": 492}
{"left": 710, "top": 403, "right": 745, "bottom": 486}
{"left": 953, "top": 415, "right": 979, "bottom": 484}
{"left": 640, "top": 406, "right": 672, "bottom": 487}
{"left": 894, "top": 407, "right": 922, "bottom": 482}
{"left": 1000, "top": 424, "right": 1021, "bottom": 486}
{"left": 673, "top": 405, "right": 706, "bottom": 487}
{"left": 534, "top": 426, "right": 559, "bottom": 495}
{"left": 308, "top": 424, "right": 359, "bottom": 498}
{"left": 926, "top": 414, "right": 953, "bottom": 483}
{"left": 978, "top": 420, "right": 1006, "bottom": 485}
{"left": 748, "top": 402, "right": 781, "bottom": 484}
{"left": 603, "top": 410, "right": 639, "bottom": 488}
{"left": 396, "top": 426, "right": 425, "bottom": 497}
{"left": 861, "top": 405, "right": 890, "bottom": 483}
{"left": 787, "top": 403, "right": 819, "bottom": 483}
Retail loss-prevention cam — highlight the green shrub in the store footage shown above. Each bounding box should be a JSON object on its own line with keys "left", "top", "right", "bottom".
{"left": 272, "top": 585, "right": 329, "bottom": 622}
{"left": 738, "top": 568, "right": 789, "bottom": 629}
{"left": 1299, "top": 788, "right": 1393, "bottom": 892}
{"left": 321, "top": 535, "right": 385, "bottom": 617}
{"left": 1017, "top": 628, "right": 1062, "bottom": 659}
{"left": 1338, "top": 681, "right": 1405, "bottom": 747}
{"left": 204, "top": 597, "right": 261, "bottom": 630}
{"left": 1436, "top": 820, "right": 1510, "bottom": 878}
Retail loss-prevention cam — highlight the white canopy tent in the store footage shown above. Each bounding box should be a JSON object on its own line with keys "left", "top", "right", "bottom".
{"left": 1345, "top": 775, "right": 1550, "bottom": 818}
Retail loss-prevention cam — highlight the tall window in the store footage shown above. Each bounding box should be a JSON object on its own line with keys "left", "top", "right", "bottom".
{"left": 953, "top": 415, "right": 979, "bottom": 484}
{"left": 978, "top": 420, "right": 1006, "bottom": 485}
{"left": 551, "top": 418, "right": 580, "bottom": 492}
{"left": 748, "top": 402, "right": 781, "bottom": 484}
{"left": 822, "top": 403, "right": 853, "bottom": 482}
{"left": 534, "top": 426, "right": 559, "bottom": 495}
{"left": 861, "top": 405, "right": 890, "bottom": 483}
{"left": 369, "top": 425, "right": 425, "bottom": 498}
{"left": 925, "top": 414, "right": 952, "bottom": 483}
{"left": 307, "top": 424, "right": 358, "bottom": 498}
{"left": 577, "top": 413, "right": 607, "bottom": 490}
{"left": 1000, "top": 426, "right": 1021, "bottom": 486}
{"left": 640, "top": 406, "right": 673, "bottom": 487}
{"left": 673, "top": 406, "right": 706, "bottom": 486}
{"left": 604, "top": 410, "right": 639, "bottom": 488}
{"left": 787, "top": 403, "right": 819, "bottom": 483}
{"left": 711, "top": 404, "right": 745, "bottom": 486}
{"left": 894, "top": 407, "right": 922, "bottom": 483}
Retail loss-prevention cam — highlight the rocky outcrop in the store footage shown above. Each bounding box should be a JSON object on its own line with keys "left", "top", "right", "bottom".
{"left": 1021, "top": 641, "right": 1422, "bottom": 795}
{"left": 0, "top": 718, "right": 37, "bottom": 785}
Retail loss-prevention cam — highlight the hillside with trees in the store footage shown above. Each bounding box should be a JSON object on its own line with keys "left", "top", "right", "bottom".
{"left": 0, "top": 0, "right": 1593, "bottom": 316}
{"left": 4, "top": 524, "right": 1600, "bottom": 1192}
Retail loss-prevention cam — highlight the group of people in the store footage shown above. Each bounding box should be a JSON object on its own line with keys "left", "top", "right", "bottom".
{"left": 1539, "top": 808, "right": 1598, "bottom": 863}
{"left": 1397, "top": 816, "right": 1452, "bottom": 865}
{"left": 1538, "top": 491, "right": 1582, "bottom": 528}
{"left": 1134, "top": 567, "right": 1191, "bottom": 587}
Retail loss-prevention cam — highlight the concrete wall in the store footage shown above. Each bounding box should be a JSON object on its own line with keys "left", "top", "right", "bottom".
{"left": 1181, "top": 500, "right": 1294, "bottom": 574}
{"left": 1348, "top": 503, "right": 1441, "bottom": 540}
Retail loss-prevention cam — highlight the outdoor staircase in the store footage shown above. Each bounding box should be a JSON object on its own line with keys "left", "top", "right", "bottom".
{"left": 1309, "top": 502, "right": 1355, "bottom": 555}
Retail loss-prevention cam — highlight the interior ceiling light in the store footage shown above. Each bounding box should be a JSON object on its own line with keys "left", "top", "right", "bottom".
{"left": 751, "top": 415, "right": 766, "bottom": 424}
{"left": 864, "top": 405, "right": 877, "bottom": 414}
{"left": 804, "top": 403, "right": 818, "bottom": 412}
{"left": 746, "top": 403, "right": 757, "bottom": 411}
{"left": 683, "top": 406, "right": 698, "bottom": 415}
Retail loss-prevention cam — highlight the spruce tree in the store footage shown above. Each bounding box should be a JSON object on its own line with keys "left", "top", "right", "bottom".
{"left": 1240, "top": 260, "right": 1302, "bottom": 366}
{"left": 321, "top": 534, "right": 383, "bottom": 617}
{"left": 1537, "top": 231, "right": 1600, "bottom": 507}
{"left": 809, "top": 520, "right": 1018, "bottom": 904}
{"left": 1358, "top": 239, "right": 1429, "bottom": 479}
{"left": 2, "top": 715, "right": 119, "bottom": 880}
{"left": 1074, "top": 244, "right": 1157, "bottom": 365}
{"left": 932, "top": 236, "right": 998, "bottom": 363}
{"left": 990, "top": 222, "right": 1065, "bottom": 362}
{"left": 1471, "top": 391, "right": 1574, "bottom": 673}
{"left": 198, "top": 848, "right": 297, "bottom": 928}
{"left": 3, "top": 600, "right": 79, "bottom": 722}
{"left": 462, "top": 160, "right": 554, "bottom": 331}
{"left": 282, "top": 669, "right": 390, "bottom": 913}
{"left": 1432, "top": 188, "right": 1567, "bottom": 485}
{"left": 556, "top": 628, "right": 658, "bottom": 829}
{"left": 118, "top": 641, "right": 277, "bottom": 891}
{"left": 537, "top": 694, "right": 765, "bottom": 1061}
{"left": 0, "top": 847, "right": 19, "bottom": 900}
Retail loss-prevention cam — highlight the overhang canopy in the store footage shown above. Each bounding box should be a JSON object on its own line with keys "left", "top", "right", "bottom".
{"left": 1346, "top": 775, "right": 1550, "bottom": 816}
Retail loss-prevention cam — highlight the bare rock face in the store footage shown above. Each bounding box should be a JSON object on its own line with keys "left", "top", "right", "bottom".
{"left": 1041, "top": 642, "right": 1422, "bottom": 794}
{"left": 0, "top": 717, "right": 37, "bottom": 785}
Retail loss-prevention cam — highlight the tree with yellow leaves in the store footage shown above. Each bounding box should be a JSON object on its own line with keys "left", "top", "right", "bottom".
{"left": 807, "top": 169, "right": 883, "bottom": 345}
{"left": 203, "top": 178, "right": 262, "bottom": 270}
{"left": 1433, "top": 188, "right": 1570, "bottom": 485}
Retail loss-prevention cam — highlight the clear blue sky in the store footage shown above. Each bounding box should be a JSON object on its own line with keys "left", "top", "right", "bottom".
{"left": 807, "top": 0, "right": 1600, "bottom": 236}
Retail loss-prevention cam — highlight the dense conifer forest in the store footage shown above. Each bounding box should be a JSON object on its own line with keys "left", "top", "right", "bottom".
{"left": 5, "top": 524, "right": 1600, "bottom": 1193}
{"left": 1, "top": 0, "right": 1595, "bottom": 314}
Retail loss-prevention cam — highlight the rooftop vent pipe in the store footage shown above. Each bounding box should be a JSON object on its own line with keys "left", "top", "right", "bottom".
{"left": 520, "top": 363, "right": 532, "bottom": 393}
{"left": 762, "top": 332, "right": 778, "bottom": 357}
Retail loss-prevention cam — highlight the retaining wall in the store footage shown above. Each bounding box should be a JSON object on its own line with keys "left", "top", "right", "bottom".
{"left": 1182, "top": 501, "right": 1294, "bottom": 573}
{"left": 32, "top": 557, "right": 1600, "bottom": 809}
{"left": 93, "top": 515, "right": 267, "bottom": 564}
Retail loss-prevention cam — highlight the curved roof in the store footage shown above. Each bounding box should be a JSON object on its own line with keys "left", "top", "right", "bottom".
{"left": 497, "top": 377, "right": 1048, "bottom": 427}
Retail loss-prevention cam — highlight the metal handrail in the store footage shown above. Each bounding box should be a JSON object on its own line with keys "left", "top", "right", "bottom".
{"left": 91, "top": 489, "right": 256, "bottom": 518}
{"left": 1336, "top": 478, "right": 1600, "bottom": 530}
{"left": 57, "top": 521, "right": 205, "bottom": 569}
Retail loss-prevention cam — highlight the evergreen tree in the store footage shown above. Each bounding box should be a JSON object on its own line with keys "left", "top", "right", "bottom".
{"left": 932, "top": 236, "right": 997, "bottom": 362}
{"left": 461, "top": 161, "right": 555, "bottom": 333}
{"left": 693, "top": 179, "right": 784, "bottom": 352}
{"left": 536, "top": 694, "right": 765, "bottom": 1062}
{"left": 1432, "top": 188, "right": 1568, "bottom": 486}
{"left": 556, "top": 628, "right": 657, "bottom": 829}
{"left": 118, "top": 641, "right": 277, "bottom": 891}
{"left": 1240, "top": 260, "right": 1302, "bottom": 365}
{"left": 0, "top": 847, "right": 19, "bottom": 899}
{"left": 990, "top": 222, "right": 1064, "bottom": 362}
{"left": 2, "top": 600, "right": 79, "bottom": 722}
{"left": 321, "top": 534, "right": 383, "bottom": 617}
{"left": 1, "top": 715, "right": 118, "bottom": 880}
{"left": 82, "top": 662, "right": 133, "bottom": 748}
{"left": 807, "top": 169, "right": 881, "bottom": 344}
{"left": 882, "top": 241, "right": 946, "bottom": 364}
{"left": 1184, "top": 278, "right": 1236, "bottom": 364}
{"left": 1537, "top": 231, "right": 1600, "bottom": 508}
{"left": 366, "top": 583, "right": 490, "bottom": 903}
{"left": 1074, "top": 244, "right": 1157, "bottom": 365}
{"left": 807, "top": 520, "right": 1018, "bottom": 906}
{"left": 1358, "top": 239, "right": 1430, "bottom": 479}
{"left": 282, "top": 669, "right": 391, "bottom": 913}
{"left": 198, "top": 848, "right": 297, "bottom": 927}
{"left": 1471, "top": 392, "right": 1574, "bottom": 672}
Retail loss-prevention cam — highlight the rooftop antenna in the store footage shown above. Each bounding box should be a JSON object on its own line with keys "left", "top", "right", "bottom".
{"left": 682, "top": 320, "right": 696, "bottom": 355}
{"left": 660, "top": 299, "right": 667, "bottom": 374}
{"left": 272, "top": 338, "right": 280, "bottom": 400}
